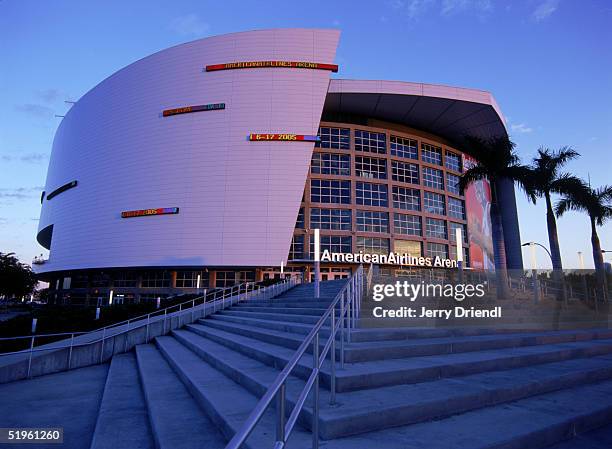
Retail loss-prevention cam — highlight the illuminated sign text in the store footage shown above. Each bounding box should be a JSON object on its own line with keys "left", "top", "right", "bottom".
{"left": 206, "top": 61, "right": 338, "bottom": 72}
{"left": 248, "top": 134, "right": 320, "bottom": 142}
{"left": 121, "top": 207, "right": 179, "bottom": 218}
{"left": 163, "top": 103, "right": 225, "bottom": 117}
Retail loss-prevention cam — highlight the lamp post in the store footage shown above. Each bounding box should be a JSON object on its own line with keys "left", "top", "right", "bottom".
{"left": 314, "top": 228, "right": 320, "bottom": 299}
{"left": 521, "top": 242, "right": 546, "bottom": 302}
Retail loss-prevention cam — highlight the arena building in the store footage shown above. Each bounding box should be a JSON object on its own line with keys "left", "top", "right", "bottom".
{"left": 33, "top": 28, "right": 522, "bottom": 305}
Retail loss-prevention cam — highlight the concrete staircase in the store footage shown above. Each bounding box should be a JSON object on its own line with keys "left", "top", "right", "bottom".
{"left": 5, "top": 279, "right": 612, "bottom": 448}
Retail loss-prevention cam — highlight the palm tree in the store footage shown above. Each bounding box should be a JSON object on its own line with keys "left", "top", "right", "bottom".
{"left": 556, "top": 184, "right": 612, "bottom": 299}
{"left": 460, "top": 136, "right": 532, "bottom": 298}
{"left": 526, "top": 147, "right": 583, "bottom": 271}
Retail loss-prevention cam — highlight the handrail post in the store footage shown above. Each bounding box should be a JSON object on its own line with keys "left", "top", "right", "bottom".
{"left": 346, "top": 293, "right": 352, "bottom": 344}
{"left": 146, "top": 314, "right": 150, "bottom": 342}
{"left": 191, "top": 299, "right": 195, "bottom": 322}
{"left": 330, "top": 308, "right": 336, "bottom": 405}
{"left": 163, "top": 308, "right": 167, "bottom": 332}
{"left": 27, "top": 335, "right": 34, "bottom": 378}
{"left": 312, "top": 331, "right": 320, "bottom": 449}
{"left": 276, "top": 381, "right": 286, "bottom": 444}
{"left": 340, "top": 292, "right": 345, "bottom": 369}
{"left": 68, "top": 333, "right": 74, "bottom": 369}
{"left": 100, "top": 328, "right": 106, "bottom": 363}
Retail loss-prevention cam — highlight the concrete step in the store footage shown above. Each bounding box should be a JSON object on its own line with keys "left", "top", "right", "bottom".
{"left": 185, "top": 323, "right": 612, "bottom": 392}
{"left": 134, "top": 344, "right": 226, "bottom": 449}
{"left": 323, "top": 378, "right": 612, "bottom": 449}
{"left": 220, "top": 309, "right": 322, "bottom": 325}
{"left": 210, "top": 314, "right": 330, "bottom": 338}
{"left": 154, "top": 336, "right": 314, "bottom": 449}
{"left": 232, "top": 306, "right": 327, "bottom": 316}
{"left": 90, "top": 353, "right": 153, "bottom": 449}
{"left": 545, "top": 422, "right": 612, "bottom": 448}
{"left": 239, "top": 300, "right": 334, "bottom": 308}
{"left": 171, "top": 328, "right": 612, "bottom": 439}
{"left": 199, "top": 317, "right": 612, "bottom": 364}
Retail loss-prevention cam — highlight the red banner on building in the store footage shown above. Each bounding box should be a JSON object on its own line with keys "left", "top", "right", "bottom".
{"left": 248, "top": 133, "right": 320, "bottom": 142}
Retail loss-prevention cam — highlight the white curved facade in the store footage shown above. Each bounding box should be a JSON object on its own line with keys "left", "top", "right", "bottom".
{"left": 37, "top": 29, "right": 340, "bottom": 273}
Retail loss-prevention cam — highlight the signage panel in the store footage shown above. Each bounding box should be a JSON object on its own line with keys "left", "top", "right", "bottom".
{"left": 163, "top": 103, "right": 225, "bottom": 117}
{"left": 121, "top": 207, "right": 179, "bottom": 218}
{"left": 248, "top": 134, "right": 320, "bottom": 142}
{"left": 206, "top": 61, "right": 338, "bottom": 72}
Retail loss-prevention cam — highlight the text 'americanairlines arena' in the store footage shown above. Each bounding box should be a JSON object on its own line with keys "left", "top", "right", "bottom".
{"left": 34, "top": 28, "right": 522, "bottom": 305}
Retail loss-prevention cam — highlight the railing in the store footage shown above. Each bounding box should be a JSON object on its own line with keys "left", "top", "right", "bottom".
{"left": 0, "top": 277, "right": 299, "bottom": 379}
{"left": 225, "top": 265, "right": 364, "bottom": 449}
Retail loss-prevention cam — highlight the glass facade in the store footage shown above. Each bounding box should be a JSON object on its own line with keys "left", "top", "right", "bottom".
{"left": 356, "top": 182, "right": 388, "bottom": 207}
{"left": 355, "top": 156, "right": 387, "bottom": 179}
{"left": 390, "top": 136, "right": 418, "bottom": 160}
{"left": 316, "top": 127, "right": 350, "bottom": 149}
{"left": 356, "top": 210, "right": 389, "bottom": 233}
{"left": 424, "top": 191, "right": 446, "bottom": 215}
{"left": 422, "top": 167, "right": 444, "bottom": 190}
{"left": 392, "top": 160, "right": 419, "bottom": 185}
{"left": 355, "top": 130, "right": 386, "bottom": 153}
{"left": 394, "top": 213, "right": 422, "bottom": 236}
{"left": 422, "top": 143, "right": 442, "bottom": 165}
{"left": 310, "top": 208, "right": 352, "bottom": 231}
{"left": 311, "top": 153, "right": 351, "bottom": 176}
{"left": 310, "top": 179, "right": 351, "bottom": 204}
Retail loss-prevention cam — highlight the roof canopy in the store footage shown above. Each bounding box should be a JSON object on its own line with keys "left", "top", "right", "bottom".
{"left": 324, "top": 79, "right": 507, "bottom": 147}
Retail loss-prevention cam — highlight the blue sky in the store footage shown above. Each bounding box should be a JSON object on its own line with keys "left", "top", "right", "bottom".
{"left": 1, "top": 0, "right": 611, "bottom": 269}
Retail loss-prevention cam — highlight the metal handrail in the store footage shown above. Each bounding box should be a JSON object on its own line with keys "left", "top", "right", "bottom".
{"left": 0, "top": 282, "right": 259, "bottom": 343}
{"left": 225, "top": 265, "right": 364, "bottom": 449}
{"left": 0, "top": 277, "right": 299, "bottom": 379}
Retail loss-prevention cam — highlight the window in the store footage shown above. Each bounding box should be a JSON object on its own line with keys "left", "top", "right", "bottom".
{"left": 424, "top": 191, "right": 446, "bottom": 215}
{"left": 448, "top": 222, "right": 468, "bottom": 243}
{"left": 392, "top": 186, "right": 421, "bottom": 211}
{"left": 311, "top": 153, "right": 351, "bottom": 176}
{"left": 422, "top": 167, "right": 444, "bottom": 190}
{"left": 427, "top": 242, "right": 449, "bottom": 259}
{"left": 310, "top": 208, "right": 352, "bottom": 230}
{"left": 114, "top": 272, "right": 137, "bottom": 288}
{"left": 356, "top": 236, "right": 390, "bottom": 255}
{"left": 390, "top": 136, "right": 418, "bottom": 160}
{"left": 356, "top": 182, "right": 388, "bottom": 207}
{"left": 446, "top": 173, "right": 461, "bottom": 195}
{"left": 394, "top": 240, "right": 422, "bottom": 257}
{"left": 176, "top": 271, "right": 208, "bottom": 288}
{"left": 289, "top": 235, "right": 305, "bottom": 260}
{"left": 215, "top": 271, "right": 254, "bottom": 288}
{"left": 422, "top": 143, "right": 442, "bottom": 165}
{"left": 310, "top": 179, "right": 351, "bottom": 204}
{"left": 316, "top": 127, "right": 350, "bottom": 149}
{"left": 355, "top": 156, "right": 387, "bottom": 179}
{"left": 394, "top": 213, "right": 422, "bottom": 236}
{"left": 295, "top": 207, "right": 305, "bottom": 229}
{"left": 141, "top": 271, "right": 170, "bottom": 288}
{"left": 356, "top": 210, "right": 389, "bottom": 233}
{"left": 445, "top": 151, "right": 462, "bottom": 172}
{"left": 392, "top": 160, "right": 419, "bottom": 184}
{"left": 309, "top": 235, "right": 352, "bottom": 258}
{"left": 425, "top": 217, "right": 447, "bottom": 239}
{"left": 448, "top": 197, "right": 465, "bottom": 220}
{"left": 355, "top": 130, "right": 386, "bottom": 154}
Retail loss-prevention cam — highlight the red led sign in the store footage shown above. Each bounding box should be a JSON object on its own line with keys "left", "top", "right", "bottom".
{"left": 206, "top": 61, "right": 338, "bottom": 73}
{"left": 163, "top": 103, "right": 225, "bottom": 117}
{"left": 248, "top": 134, "right": 320, "bottom": 142}
{"left": 121, "top": 207, "right": 179, "bottom": 218}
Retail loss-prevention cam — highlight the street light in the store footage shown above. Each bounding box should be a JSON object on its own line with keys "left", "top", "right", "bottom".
{"left": 521, "top": 241, "right": 553, "bottom": 267}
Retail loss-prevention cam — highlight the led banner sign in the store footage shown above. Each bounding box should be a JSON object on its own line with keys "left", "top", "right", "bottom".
{"left": 121, "top": 207, "right": 179, "bottom": 218}
{"left": 163, "top": 103, "right": 225, "bottom": 117}
{"left": 206, "top": 61, "right": 338, "bottom": 72}
{"left": 248, "top": 134, "right": 320, "bottom": 142}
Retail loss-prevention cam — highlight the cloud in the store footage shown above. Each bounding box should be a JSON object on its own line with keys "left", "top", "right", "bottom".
{"left": 0, "top": 152, "right": 49, "bottom": 164}
{"left": 532, "top": 0, "right": 560, "bottom": 21}
{"left": 14, "top": 103, "right": 54, "bottom": 119}
{"left": 389, "top": 0, "right": 492, "bottom": 19}
{"left": 169, "top": 14, "right": 210, "bottom": 37}
{"left": 510, "top": 122, "right": 534, "bottom": 134}
{"left": 441, "top": 0, "right": 492, "bottom": 16}
{"left": 0, "top": 187, "right": 44, "bottom": 200}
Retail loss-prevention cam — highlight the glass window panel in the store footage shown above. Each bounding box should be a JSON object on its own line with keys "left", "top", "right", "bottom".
{"left": 422, "top": 167, "right": 444, "bottom": 190}
{"left": 316, "top": 127, "right": 350, "bottom": 149}
{"left": 309, "top": 208, "right": 352, "bottom": 231}
{"left": 425, "top": 217, "right": 447, "bottom": 239}
{"left": 448, "top": 197, "right": 466, "bottom": 220}
{"left": 393, "top": 213, "right": 422, "bottom": 236}
{"left": 355, "top": 156, "right": 387, "bottom": 179}
{"left": 392, "top": 186, "right": 421, "bottom": 211}
{"left": 392, "top": 160, "right": 419, "bottom": 184}
{"left": 356, "top": 236, "right": 390, "bottom": 255}
{"left": 356, "top": 210, "right": 389, "bottom": 233}
{"left": 390, "top": 136, "right": 418, "bottom": 160}
{"left": 354, "top": 130, "right": 386, "bottom": 154}
{"left": 311, "top": 153, "right": 351, "bottom": 176}
{"left": 445, "top": 151, "right": 462, "bottom": 172}
{"left": 422, "top": 143, "right": 442, "bottom": 165}
{"left": 394, "top": 239, "right": 422, "bottom": 257}
{"left": 446, "top": 172, "right": 460, "bottom": 195}
{"left": 424, "top": 191, "right": 446, "bottom": 215}
{"left": 310, "top": 179, "right": 351, "bottom": 204}
{"left": 427, "top": 242, "right": 449, "bottom": 259}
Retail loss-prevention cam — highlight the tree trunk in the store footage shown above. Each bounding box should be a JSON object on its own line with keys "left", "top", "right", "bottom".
{"left": 590, "top": 217, "right": 607, "bottom": 300}
{"left": 491, "top": 184, "right": 510, "bottom": 299}
{"left": 546, "top": 192, "right": 566, "bottom": 301}
{"left": 545, "top": 193, "right": 563, "bottom": 270}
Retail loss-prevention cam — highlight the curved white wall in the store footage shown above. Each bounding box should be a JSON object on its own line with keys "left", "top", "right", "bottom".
{"left": 37, "top": 29, "right": 340, "bottom": 273}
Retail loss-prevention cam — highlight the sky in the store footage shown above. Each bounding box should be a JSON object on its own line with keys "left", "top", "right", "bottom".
{"left": 0, "top": 0, "right": 611, "bottom": 270}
